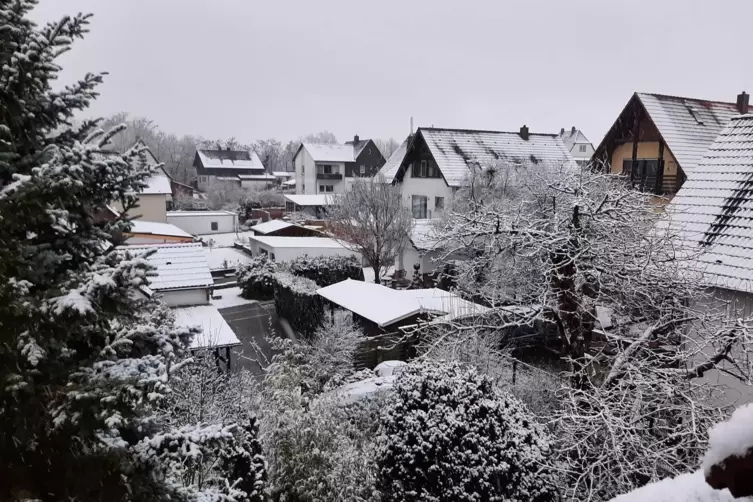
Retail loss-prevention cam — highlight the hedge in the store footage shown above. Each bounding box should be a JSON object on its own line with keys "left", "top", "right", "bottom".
{"left": 273, "top": 271, "right": 324, "bottom": 339}
{"left": 288, "top": 254, "right": 364, "bottom": 287}
{"left": 237, "top": 255, "right": 278, "bottom": 301}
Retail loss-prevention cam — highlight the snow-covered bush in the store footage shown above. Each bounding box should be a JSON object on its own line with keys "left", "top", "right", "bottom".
{"left": 376, "top": 361, "right": 559, "bottom": 502}
{"left": 273, "top": 271, "right": 324, "bottom": 339}
{"left": 238, "top": 255, "right": 278, "bottom": 300}
{"left": 259, "top": 334, "right": 379, "bottom": 501}
{"left": 289, "top": 254, "right": 365, "bottom": 287}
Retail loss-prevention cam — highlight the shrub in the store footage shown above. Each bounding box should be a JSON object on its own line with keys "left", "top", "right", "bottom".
{"left": 238, "top": 255, "right": 278, "bottom": 300}
{"left": 289, "top": 254, "right": 365, "bottom": 287}
{"left": 376, "top": 361, "right": 558, "bottom": 502}
{"left": 273, "top": 271, "right": 324, "bottom": 339}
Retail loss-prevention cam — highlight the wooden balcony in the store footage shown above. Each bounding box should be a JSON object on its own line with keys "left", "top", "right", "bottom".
{"left": 630, "top": 174, "right": 680, "bottom": 196}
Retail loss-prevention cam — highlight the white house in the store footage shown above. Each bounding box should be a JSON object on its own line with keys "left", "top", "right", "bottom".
{"left": 557, "top": 126, "right": 595, "bottom": 166}
{"left": 246, "top": 235, "right": 357, "bottom": 262}
{"left": 658, "top": 113, "right": 753, "bottom": 405}
{"left": 378, "top": 127, "right": 575, "bottom": 219}
{"left": 167, "top": 210, "right": 239, "bottom": 235}
{"left": 293, "top": 136, "right": 386, "bottom": 195}
{"left": 123, "top": 242, "right": 214, "bottom": 307}
{"left": 111, "top": 141, "right": 172, "bottom": 222}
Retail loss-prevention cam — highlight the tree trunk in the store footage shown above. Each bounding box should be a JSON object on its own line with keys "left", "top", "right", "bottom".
{"left": 372, "top": 261, "right": 381, "bottom": 284}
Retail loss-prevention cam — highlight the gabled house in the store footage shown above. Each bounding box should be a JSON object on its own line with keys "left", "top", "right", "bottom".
{"left": 557, "top": 126, "right": 594, "bottom": 166}
{"left": 111, "top": 140, "right": 172, "bottom": 222}
{"left": 382, "top": 126, "right": 574, "bottom": 219}
{"left": 293, "top": 135, "right": 386, "bottom": 195}
{"left": 593, "top": 91, "right": 750, "bottom": 196}
{"left": 194, "top": 149, "right": 272, "bottom": 190}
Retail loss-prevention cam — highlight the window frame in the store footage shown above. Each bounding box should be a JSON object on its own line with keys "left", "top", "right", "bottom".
{"left": 435, "top": 196, "right": 444, "bottom": 210}
{"left": 360, "top": 165, "right": 366, "bottom": 175}
{"left": 412, "top": 195, "right": 428, "bottom": 219}
{"left": 578, "top": 144, "right": 587, "bottom": 152}
{"left": 210, "top": 221, "right": 219, "bottom": 231}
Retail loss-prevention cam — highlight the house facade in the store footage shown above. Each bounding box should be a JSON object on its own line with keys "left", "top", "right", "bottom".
{"left": 380, "top": 126, "right": 575, "bottom": 219}
{"left": 194, "top": 149, "right": 271, "bottom": 190}
{"left": 557, "top": 127, "right": 594, "bottom": 166}
{"left": 294, "top": 136, "right": 386, "bottom": 195}
{"left": 593, "top": 91, "right": 749, "bottom": 196}
{"left": 111, "top": 142, "right": 172, "bottom": 222}
{"left": 166, "top": 210, "right": 239, "bottom": 235}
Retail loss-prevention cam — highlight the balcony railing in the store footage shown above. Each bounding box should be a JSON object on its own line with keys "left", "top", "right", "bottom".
{"left": 630, "top": 174, "right": 680, "bottom": 196}
{"left": 316, "top": 168, "right": 342, "bottom": 180}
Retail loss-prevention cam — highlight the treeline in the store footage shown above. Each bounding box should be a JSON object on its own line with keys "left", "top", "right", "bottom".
{"left": 98, "top": 113, "right": 400, "bottom": 185}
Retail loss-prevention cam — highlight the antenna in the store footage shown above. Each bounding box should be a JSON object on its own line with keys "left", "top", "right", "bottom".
{"left": 410, "top": 116, "right": 413, "bottom": 135}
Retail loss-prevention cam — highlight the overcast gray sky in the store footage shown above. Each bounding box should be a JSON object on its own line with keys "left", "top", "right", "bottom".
{"left": 33, "top": 0, "right": 753, "bottom": 146}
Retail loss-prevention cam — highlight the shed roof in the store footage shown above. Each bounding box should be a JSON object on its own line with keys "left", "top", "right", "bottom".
{"left": 198, "top": 231, "right": 256, "bottom": 248}
{"left": 238, "top": 173, "right": 276, "bottom": 180}
{"left": 272, "top": 171, "right": 293, "bottom": 178}
{"left": 377, "top": 136, "right": 410, "bottom": 184}
{"left": 284, "top": 194, "right": 337, "bottom": 206}
{"left": 173, "top": 305, "right": 241, "bottom": 349}
{"left": 249, "top": 219, "right": 294, "bottom": 235}
{"left": 127, "top": 220, "right": 193, "bottom": 239}
{"left": 658, "top": 114, "right": 753, "bottom": 293}
{"left": 204, "top": 247, "right": 254, "bottom": 271}
{"left": 196, "top": 149, "right": 265, "bottom": 170}
{"left": 317, "top": 279, "right": 489, "bottom": 327}
{"left": 250, "top": 235, "right": 348, "bottom": 249}
{"left": 122, "top": 242, "right": 214, "bottom": 291}
{"left": 167, "top": 210, "right": 237, "bottom": 218}
{"left": 405, "top": 127, "right": 575, "bottom": 187}
{"left": 637, "top": 93, "right": 742, "bottom": 175}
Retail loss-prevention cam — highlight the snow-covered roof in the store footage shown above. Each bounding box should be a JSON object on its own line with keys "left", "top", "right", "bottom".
{"left": 333, "top": 375, "right": 396, "bottom": 405}
{"left": 702, "top": 403, "right": 753, "bottom": 479}
{"left": 204, "top": 247, "right": 254, "bottom": 271}
{"left": 238, "top": 173, "right": 276, "bottom": 180}
{"left": 410, "top": 220, "right": 443, "bottom": 251}
{"left": 167, "top": 210, "right": 237, "bottom": 218}
{"left": 416, "top": 128, "right": 575, "bottom": 187}
{"left": 377, "top": 136, "right": 410, "bottom": 184}
{"left": 196, "top": 149, "right": 265, "bottom": 170}
{"left": 142, "top": 169, "right": 172, "bottom": 195}
{"left": 127, "top": 220, "right": 193, "bottom": 239}
{"left": 249, "top": 219, "right": 294, "bottom": 235}
{"left": 284, "top": 194, "right": 337, "bottom": 206}
{"left": 301, "top": 142, "right": 355, "bottom": 163}
{"left": 658, "top": 114, "right": 753, "bottom": 293}
{"left": 637, "top": 93, "right": 742, "bottom": 174}
{"left": 374, "top": 360, "right": 407, "bottom": 377}
{"left": 250, "top": 235, "right": 348, "bottom": 249}
{"left": 317, "top": 279, "right": 489, "bottom": 327}
{"left": 123, "top": 243, "right": 214, "bottom": 291}
{"left": 198, "top": 231, "right": 256, "bottom": 248}
{"left": 557, "top": 128, "right": 592, "bottom": 150}
{"left": 282, "top": 179, "right": 296, "bottom": 186}
{"left": 609, "top": 470, "right": 736, "bottom": 502}
{"left": 173, "top": 305, "right": 241, "bottom": 349}
{"left": 272, "top": 171, "right": 293, "bottom": 178}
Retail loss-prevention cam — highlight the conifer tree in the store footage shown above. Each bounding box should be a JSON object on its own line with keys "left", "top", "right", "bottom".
{"left": 0, "top": 3, "right": 264, "bottom": 500}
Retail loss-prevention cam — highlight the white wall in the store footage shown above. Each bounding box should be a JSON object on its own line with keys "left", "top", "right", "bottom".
{"left": 167, "top": 213, "right": 238, "bottom": 235}
{"left": 570, "top": 142, "right": 595, "bottom": 163}
{"left": 295, "top": 147, "right": 317, "bottom": 195}
{"left": 241, "top": 179, "right": 275, "bottom": 190}
{"left": 161, "top": 288, "right": 210, "bottom": 307}
{"left": 112, "top": 194, "right": 168, "bottom": 222}
{"left": 400, "top": 247, "right": 448, "bottom": 275}
{"left": 314, "top": 161, "right": 347, "bottom": 194}
{"left": 399, "top": 167, "right": 454, "bottom": 219}
{"left": 256, "top": 242, "right": 358, "bottom": 262}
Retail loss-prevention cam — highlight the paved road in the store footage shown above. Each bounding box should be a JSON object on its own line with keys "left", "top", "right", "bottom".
{"left": 218, "top": 302, "right": 282, "bottom": 376}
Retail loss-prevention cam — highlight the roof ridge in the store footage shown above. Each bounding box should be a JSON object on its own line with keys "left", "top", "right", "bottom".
{"left": 639, "top": 92, "right": 739, "bottom": 107}
{"left": 420, "top": 126, "right": 558, "bottom": 137}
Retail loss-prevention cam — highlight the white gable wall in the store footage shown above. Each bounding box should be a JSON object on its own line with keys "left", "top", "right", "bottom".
{"left": 399, "top": 166, "right": 453, "bottom": 219}
{"left": 255, "top": 242, "right": 358, "bottom": 262}
{"left": 295, "top": 147, "right": 317, "bottom": 195}
{"left": 167, "top": 213, "right": 238, "bottom": 235}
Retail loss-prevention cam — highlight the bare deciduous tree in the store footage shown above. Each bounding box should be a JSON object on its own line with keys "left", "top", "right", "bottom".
{"left": 374, "top": 137, "right": 400, "bottom": 159}
{"left": 329, "top": 175, "right": 412, "bottom": 283}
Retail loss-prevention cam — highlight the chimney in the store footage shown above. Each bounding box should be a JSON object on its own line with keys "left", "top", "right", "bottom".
{"left": 560, "top": 127, "right": 565, "bottom": 135}
{"left": 353, "top": 134, "right": 360, "bottom": 143}
{"left": 737, "top": 91, "right": 749, "bottom": 114}
{"left": 410, "top": 117, "right": 414, "bottom": 135}
{"left": 571, "top": 126, "right": 576, "bottom": 135}
{"left": 519, "top": 125, "right": 529, "bottom": 141}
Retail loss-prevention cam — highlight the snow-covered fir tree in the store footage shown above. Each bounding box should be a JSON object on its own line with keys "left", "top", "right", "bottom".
{"left": 0, "top": 3, "right": 264, "bottom": 500}
{"left": 376, "top": 361, "right": 559, "bottom": 502}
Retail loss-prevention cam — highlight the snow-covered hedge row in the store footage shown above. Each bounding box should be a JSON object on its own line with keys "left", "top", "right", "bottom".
{"left": 288, "top": 254, "right": 364, "bottom": 287}
{"left": 237, "top": 255, "right": 278, "bottom": 301}
{"left": 376, "top": 361, "right": 559, "bottom": 501}
{"left": 273, "top": 271, "right": 324, "bottom": 339}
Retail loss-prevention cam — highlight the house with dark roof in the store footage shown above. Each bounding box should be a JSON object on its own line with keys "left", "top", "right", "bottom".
{"left": 558, "top": 127, "right": 594, "bottom": 166}
{"left": 380, "top": 126, "right": 575, "bottom": 219}
{"left": 194, "top": 149, "right": 275, "bottom": 191}
{"left": 593, "top": 91, "right": 750, "bottom": 196}
{"left": 293, "top": 135, "right": 386, "bottom": 195}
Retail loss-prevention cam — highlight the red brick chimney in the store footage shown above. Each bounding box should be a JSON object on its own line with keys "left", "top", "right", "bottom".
{"left": 737, "top": 91, "right": 749, "bottom": 114}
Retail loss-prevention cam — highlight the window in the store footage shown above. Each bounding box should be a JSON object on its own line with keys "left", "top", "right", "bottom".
{"left": 367, "top": 148, "right": 372, "bottom": 155}
{"left": 322, "top": 164, "right": 332, "bottom": 174}
{"left": 412, "top": 195, "right": 428, "bottom": 219}
{"left": 270, "top": 253, "right": 276, "bottom": 261}
{"left": 622, "top": 159, "right": 659, "bottom": 179}
{"left": 578, "top": 144, "right": 587, "bottom": 152}
{"left": 319, "top": 184, "right": 334, "bottom": 193}
{"left": 435, "top": 197, "right": 444, "bottom": 210}
{"left": 360, "top": 165, "right": 366, "bottom": 175}
{"left": 199, "top": 175, "right": 208, "bottom": 183}
{"left": 211, "top": 221, "right": 218, "bottom": 231}
{"left": 260, "top": 248, "right": 268, "bottom": 256}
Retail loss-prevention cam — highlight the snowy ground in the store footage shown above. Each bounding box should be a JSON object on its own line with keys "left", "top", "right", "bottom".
{"left": 210, "top": 286, "right": 257, "bottom": 309}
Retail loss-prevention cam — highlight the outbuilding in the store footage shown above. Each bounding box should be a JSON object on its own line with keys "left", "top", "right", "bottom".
{"left": 283, "top": 194, "right": 337, "bottom": 218}
{"left": 249, "top": 219, "right": 323, "bottom": 237}
{"left": 246, "top": 235, "right": 357, "bottom": 262}
{"left": 167, "top": 210, "right": 239, "bottom": 235}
